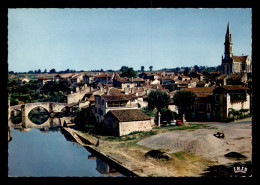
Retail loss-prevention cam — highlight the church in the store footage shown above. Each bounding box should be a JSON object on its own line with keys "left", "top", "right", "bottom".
{"left": 221, "top": 23, "right": 252, "bottom": 75}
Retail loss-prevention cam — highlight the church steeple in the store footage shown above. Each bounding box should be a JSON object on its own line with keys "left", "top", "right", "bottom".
{"left": 224, "top": 22, "right": 233, "bottom": 58}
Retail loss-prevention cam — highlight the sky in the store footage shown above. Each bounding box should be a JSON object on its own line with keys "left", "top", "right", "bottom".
{"left": 8, "top": 8, "right": 252, "bottom": 73}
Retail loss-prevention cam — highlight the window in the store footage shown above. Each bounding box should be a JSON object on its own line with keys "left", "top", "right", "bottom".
{"left": 200, "top": 103, "right": 204, "bottom": 110}
{"left": 207, "top": 104, "right": 211, "bottom": 112}
{"left": 215, "top": 94, "right": 219, "bottom": 102}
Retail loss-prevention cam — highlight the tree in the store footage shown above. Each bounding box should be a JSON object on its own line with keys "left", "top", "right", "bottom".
{"left": 141, "top": 66, "right": 145, "bottom": 73}
{"left": 184, "top": 67, "right": 190, "bottom": 76}
{"left": 160, "top": 108, "right": 175, "bottom": 124}
{"left": 120, "top": 66, "right": 137, "bottom": 78}
{"left": 149, "top": 66, "right": 153, "bottom": 71}
{"left": 147, "top": 89, "right": 170, "bottom": 112}
{"left": 49, "top": 68, "right": 56, "bottom": 74}
{"left": 173, "top": 90, "right": 197, "bottom": 124}
{"left": 119, "top": 66, "right": 128, "bottom": 73}
{"left": 194, "top": 65, "right": 200, "bottom": 73}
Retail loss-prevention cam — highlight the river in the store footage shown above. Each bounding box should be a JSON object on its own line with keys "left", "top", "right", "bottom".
{"left": 8, "top": 125, "right": 124, "bottom": 177}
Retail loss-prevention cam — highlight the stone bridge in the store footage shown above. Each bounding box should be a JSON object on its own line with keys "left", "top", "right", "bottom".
{"left": 9, "top": 116, "right": 73, "bottom": 130}
{"left": 9, "top": 102, "right": 67, "bottom": 118}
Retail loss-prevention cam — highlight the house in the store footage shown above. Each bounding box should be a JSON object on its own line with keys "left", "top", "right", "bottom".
{"left": 216, "top": 74, "right": 228, "bottom": 86}
{"left": 38, "top": 76, "right": 51, "bottom": 85}
{"left": 83, "top": 74, "right": 95, "bottom": 85}
{"left": 213, "top": 85, "right": 251, "bottom": 121}
{"left": 70, "top": 73, "right": 84, "bottom": 84}
{"left": 103, "top": 109, "right": 154, "bottom": 136}
{"left": 227, "top": 73, "right": 248, "bottom": 85}
{"left": 112, "top": 77, "right": 135, "bottom": 90}
{"left": 160, "top": 77, "right": 175, "bottom": 86}
{"left": 17, "top": 77, "right": 30, "bottom": 84}
{"left": 183, "top": 87, "right": 216, "bottom": 121}
{"left": 66, "top": 84, "right": 91, "bottom": 104}
{"left": 178, "top": 75, "right": 191, "bottom": 81}
{"left": 95, "top": 73, "right": 114, "bottom": 86}
{"left": 94, "top": 87, "right": 138, "bottom": 124}
{"left": 133, "top": 77, "right": 146, "bottom": 87}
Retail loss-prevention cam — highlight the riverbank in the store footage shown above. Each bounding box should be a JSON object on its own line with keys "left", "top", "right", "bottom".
{"left": 73, "top": 117, "right": 252, "bottom": 177}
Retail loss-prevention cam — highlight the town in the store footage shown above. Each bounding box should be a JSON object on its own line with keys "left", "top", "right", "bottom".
{"left": 8, "top": 23, "right": 252, "bottom": 177}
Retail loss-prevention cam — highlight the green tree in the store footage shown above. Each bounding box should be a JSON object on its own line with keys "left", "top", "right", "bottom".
{"left": 120, "top": 66, "right": 137, "bottom": 78}
{"left": 149, "top": 66, "right": 153, "bottom": 71}
{"left": 49, "top": 68, "right": 56, "bottom": 74}
{"left": 160, "top": 107, "right": 175, "bottom": 124}
{"left": 141, "top": 66, "right": 145, "bottom": 73}
{"left": 173, "top": 90, "right": 197, "bottom": 124}
{"left": 147, "top": 89, "right": 170, "bottom": 112}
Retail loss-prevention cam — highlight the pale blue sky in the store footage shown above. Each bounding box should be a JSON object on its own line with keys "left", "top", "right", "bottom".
{"left": 8, "top": 8, "right": 252, "bottom": 72}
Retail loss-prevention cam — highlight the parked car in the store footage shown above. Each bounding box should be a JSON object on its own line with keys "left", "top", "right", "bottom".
{"left": 176, "top": 120, "right": 183, "bottom": 126}
{"left": 170, "top": 120, "right": 176, "bottom": 126}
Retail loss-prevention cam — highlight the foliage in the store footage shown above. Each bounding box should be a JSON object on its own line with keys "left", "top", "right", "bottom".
{"left": 49, "top": 68, "right": 56, "bottom": 74}
{"left": 120, "top": 66, "right": 137, "bottom": 78}
{"left": 228, "top": 108, "right": 251, "bottom": 121}
{"left": 160, "top": 108, "right": 175, "bottom": 123}
{"left": 141, "top": 66, "right": 145, "bottom": 73}
{"left": 141, "top": 106, "right": 156, "bottom": 117}
{"left": 173, "top": 90, "right": 197, "bottom": 115}
{"left": 229, "top": 92, "right": 247, "bottom": 102}
{"left": 147, "top": 90, "right": 170, "bottom": 112}
{"left": 149, "top": 66, "right": 153, "bottom": 71}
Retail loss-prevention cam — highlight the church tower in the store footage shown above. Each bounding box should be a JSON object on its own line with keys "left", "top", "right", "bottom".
{"left": 224, "top": 23, "right": 233, "bottom": 58}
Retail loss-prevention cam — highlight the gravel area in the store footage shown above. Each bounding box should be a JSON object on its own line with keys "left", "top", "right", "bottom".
{"left": 137, "top": 118, "right": 252, "bottom": 165}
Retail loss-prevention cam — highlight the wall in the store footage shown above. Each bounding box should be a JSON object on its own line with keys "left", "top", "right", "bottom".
{"left": 226, "top": 93, "right": 250, "bottom": 111}
{"left": 119, "top": 119, "right": 153, "bottom": 136}
{"left": 67, "top": 85, "right": 91, "bottom": 104}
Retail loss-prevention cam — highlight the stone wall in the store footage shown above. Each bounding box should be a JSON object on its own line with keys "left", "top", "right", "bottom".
{"left": 67, "top": 86, "right": 91, "bottom": 104}
{"left": 119, "top": 119, "right": 153, "bottom": 136}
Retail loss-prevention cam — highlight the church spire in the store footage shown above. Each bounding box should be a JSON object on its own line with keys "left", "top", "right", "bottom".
{"left": 224, "top": 22, "right": 233, "bottom": 58}
{"left": 226, "top": 22, "right": 230, "bottom": 35}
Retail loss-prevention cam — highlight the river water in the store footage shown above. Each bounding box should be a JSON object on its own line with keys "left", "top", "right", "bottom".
{"left": 8, "top": 126, "right": 124, "bottom": 177}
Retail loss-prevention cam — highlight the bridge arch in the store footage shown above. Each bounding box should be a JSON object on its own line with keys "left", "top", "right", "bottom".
{"left": 24, "top": 102, "right": 51, "bottom": 117}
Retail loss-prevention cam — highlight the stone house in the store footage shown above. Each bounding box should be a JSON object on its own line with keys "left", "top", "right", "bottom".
{"left": 103, "top": 109, "right": 154, "bottom": 136}
{"left": 17, "top": 77, "right": 30, "bottom": 84}
{"left": 95, "top": 73, "right": 114, "bottom": 86}
{"left": 133, "top": 77, "right": 146, "bottom": 87}
{"left": 112, "top": 77, "right": 135, "bottom": 90}
{"left": 38, "top": 76, "right": 51, "bottom": 85}
{"left": 94, "top": 88, "right": 138, "bottom": 124}
{"left": 66, "top": 84, "right": 91, "bottom": 104}
{"left": 183, "top": 87, "right": 216, "bottom": 121}
{"left": 213, "top": 85, "right": 251, "bottom": 121}
{"left": 83, "top": 74, "right": 95, "bottom": 85}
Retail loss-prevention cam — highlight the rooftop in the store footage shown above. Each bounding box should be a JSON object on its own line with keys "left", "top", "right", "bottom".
{"left": 107, "top": 109, "right": 151, "bottom": 122}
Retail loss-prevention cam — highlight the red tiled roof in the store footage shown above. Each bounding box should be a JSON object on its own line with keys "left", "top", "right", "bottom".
{"left": 220, "top": 85, "right": 250, "bottom": 91}
{"left": 96, "top": 73, "right": 113, "bottom": 78}
{"left": 38, "top": 76, "right": 49, "bottom": 80}
{"left": 183, "top": 87, "right": 215, "bottom": 97}
{"left": 107, "top": 109, "right": 151, "bottom": 122}
{"left": 101, "top": 94, "right": 132, "bottom": 102}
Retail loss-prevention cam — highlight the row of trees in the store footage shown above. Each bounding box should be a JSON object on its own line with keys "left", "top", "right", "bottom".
{"left": 143, "top": 89, "right": 197, "bottom": 124}
{"left": 8, "top": 79, "right": 71, "bottom": 106}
